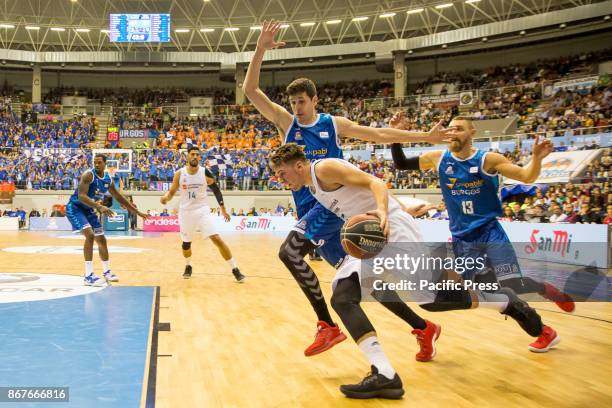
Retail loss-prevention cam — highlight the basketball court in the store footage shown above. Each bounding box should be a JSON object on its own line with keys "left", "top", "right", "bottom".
{"left": 1, "top": 230, "right": 610, "bottom": 407}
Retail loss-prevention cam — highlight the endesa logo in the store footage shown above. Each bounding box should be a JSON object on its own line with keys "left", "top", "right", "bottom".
{"left": 145, "top": 217, "right": 180, "bottom": 226}
{"left": 235, "top": 217, "right": 271, "bottom": 231}
{"left": 524, "top": 229, "right": 573, "bottom": 257}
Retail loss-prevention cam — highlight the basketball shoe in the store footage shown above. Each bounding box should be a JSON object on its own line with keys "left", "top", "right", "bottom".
{"left": 84, "top": 274, "right": 106, "bottom": 287}
{"left": 183, "top": 265, "right": 192, "bottom": 279}
{"left": 232, "top": 268, "right": 245, "bottom": 283}
{"left": 340, "top": 366, "right": 404, "bottom": 399}
{"left": 304, "top": 321, "right": 347, "bottom": 356}
{"left": 499, "top": 287, "right": 543, "bottom": 337}
{"left": 411, "top": 320, "right": 441, "bottom": 362}
{"left": 529, "top": 325, "right": 561, "bottom": 353}
{"left": 542, "top": 283, "right": 575, "bottom": 313}
{"left": 103, "top": 270, "right": 119, "bottom": 282}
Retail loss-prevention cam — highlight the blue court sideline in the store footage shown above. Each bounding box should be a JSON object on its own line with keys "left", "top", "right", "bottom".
{"left": 0, "top": 287, "right": 158, "bottom": 408}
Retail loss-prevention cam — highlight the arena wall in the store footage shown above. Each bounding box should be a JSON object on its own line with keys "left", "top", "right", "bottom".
{"left": 13, "top": 190, "right": 444, "bottom": 215}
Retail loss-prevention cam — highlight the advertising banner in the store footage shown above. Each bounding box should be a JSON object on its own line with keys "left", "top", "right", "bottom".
{"left": 505, "top": 150, "right": 601, "bottom": 184}
{"left": 143, "top": 216, "right": 180, "bottom": 232}
{"left": 0, "top": 217, "right": 18, "bottom": 231}
{"left": 28, "top": 217, "right": 73, "bottom": 231}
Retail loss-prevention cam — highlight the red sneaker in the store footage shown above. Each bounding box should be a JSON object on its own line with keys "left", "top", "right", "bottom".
{"left": 528, "top": 325, "right": 560, "bottom": 353}
{"left": 411, "top": 320, "right": 441, "bottom": 362}
{"left": 304, "top": 321, "right": 347, "bottom": 357}
{"left": 543, "top": 282, "right": 575, "bottom": 313}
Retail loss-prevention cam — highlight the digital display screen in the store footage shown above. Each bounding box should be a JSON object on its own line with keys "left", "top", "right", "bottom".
{"left": 109, "top": 14, "right": 170, "bottom": 42}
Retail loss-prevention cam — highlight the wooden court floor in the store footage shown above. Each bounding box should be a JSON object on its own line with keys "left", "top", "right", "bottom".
{"left": 1, "top": 230, "right": 611, "bottom": 408}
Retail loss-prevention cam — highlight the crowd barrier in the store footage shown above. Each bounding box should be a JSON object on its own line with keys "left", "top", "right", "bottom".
{"left": 29, "top": 217, "right": 73, "bottom": 231}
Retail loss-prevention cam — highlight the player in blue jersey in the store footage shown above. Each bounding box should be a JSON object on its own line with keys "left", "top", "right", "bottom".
{"left": 66, "top": 154, "right": 148, "bottom": 286}
{"left": 391, "top": 115, "right": 575, "bottom": 352}
{"left": 244, "top": 21, "right": 451, "bottom": 358}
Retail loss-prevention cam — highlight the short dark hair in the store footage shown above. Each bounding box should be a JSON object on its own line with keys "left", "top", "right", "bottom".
{"left": 451, "top": 116, "right": 475, "bottom": 129}
{"left": 269, "top": 143, "right": 307, "bottom": 168}
{"left": 286, "top": 78, "right": 317, "bottom": 98}
{"left": 187, "top": 146, "right": 200, "bottom": 154}
{"left": 95, "top": 154, "right": 107, "bottom": 163}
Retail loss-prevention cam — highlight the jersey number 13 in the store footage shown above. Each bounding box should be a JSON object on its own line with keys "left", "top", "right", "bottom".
{"left": 462, "top": 200, "right": 474, "bottom": 215}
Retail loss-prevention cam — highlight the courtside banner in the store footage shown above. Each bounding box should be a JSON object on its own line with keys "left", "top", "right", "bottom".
{"left": 143, "top": 216, "right": 180, "bottom": 232}
{"left": 0, "top": 217, "right": 18, "bottom": 231}
{"left": 413, "top": 220, "right": 609, "bottom": 268}
{"left": 29, "top": 217, "right": 72, "bottom": 231}
{"left": 213, "top": 216, "right": 296, "bottom": 232}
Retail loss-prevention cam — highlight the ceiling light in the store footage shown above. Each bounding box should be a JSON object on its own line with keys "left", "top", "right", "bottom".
{"left": 200, "top": 63, "right": 205, "bottom": 68}
{"left": 75, "top": 28, "right": 90, "bottom": 32}
{"left": 465, "top": 0, "right": 480, "bottom": 4}
{"left": 175, "top": 29, "right": 190, "bottom": 33}
{"left": 60, "top": 63, "right": 65, "bottom": 67}
{"left": 172, "top": 63, "right": 177, "bottom": 67}
{"left": 144, "top": 62, "right": 149, "bottom": 67}
{"left": 559, "top": 23, "right": 567, "bottom": 29}
{"left": 604, "top": 15, "right": 610, "bottom": 21}
{"left": 435, "top": 3, "right": 454, "bottom": 9}
{"left": 50, "top": 27, "right": 66, "bottom": 32}
{"left": 200, "top": 28, "right": 215, "bottom": 32}
{"left": 224, "top": 27, "right": 239, "bottom": 31}
{"left": 279, "top": 24, "right": 290, "bottom": 28}
{"left": 326, "top": 19, "right": 341, "bottom": 24}
{"left": 365, "top": 53, "right": 370, "bottom": 58}
{"left": 100, "top": 29, "right": 110, "bottom": 33}
{"left": 352, "top": 17, "right": 368, "bottom": 22}
{"left": 25, "top": 26, "right": 40, "bottom": 30}
{"left": 280, "top": 60, "right": 285, "bottom": 65}
{"left": 308, "top": 57, "right": 313, "bottom": 62}
{"left": 482, "top": 37, "right": 488, "bottom": 42}
{"left": 408, "top": 50, "right": 413, "bottom": 54}
{"left": 379, "top": 13, "right": 396, "bottom": 18}
{"left": 116, "top": 62, "right": 121, "bottom": 67}
{"left": 519, "top": 30, "right": 526, "bottom": 36}
{"left": 407, "top": 8, "right": 424, "bottom": 14}
{"left": 300, "top": 22, "right": 315, "bottom": 27}
{"left": 0, "top": 24, "right": 15, "bottom": 29}
{"left": 442, "top": 44, "right": 448, "bottom": 48}
{"left": 1, "top": 60, "right": 6, "bottom": 65}
{"left": 337, "top": 55, "right": 343, "bottom": 60}
{"left": 88, "top": 62, "right": 93, "bottom": 67}
{"left": 250, "top": 26, "right": 262, "bottom": 30}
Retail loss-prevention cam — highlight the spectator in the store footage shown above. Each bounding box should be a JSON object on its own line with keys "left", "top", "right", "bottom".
{"left": 603, "top": 204, "right": 612, "bottom": 224}
{"left": 549, "top": 204, "right": 568, "bottom": 223}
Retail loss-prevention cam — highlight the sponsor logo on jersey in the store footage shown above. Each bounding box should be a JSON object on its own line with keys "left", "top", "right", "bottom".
{"left": 305, "top": 148, "right": 328, "bottom": 157}
{"left": 445, "top": 165, "right": 454, "bottom": 175}
{"left": 319, "top": 131, "right": 329, "bottom": 139}
{"left": 469, "top": 166, "right": 478, "bottom": 174}
{"left": 524, "top": 229, "right": 573, "bottom": 257}
{"left": 446, "top": 178, "right": 485, "bottom": 195}
{"left": 295, "top": 131, "right": 302, "bottom": 140}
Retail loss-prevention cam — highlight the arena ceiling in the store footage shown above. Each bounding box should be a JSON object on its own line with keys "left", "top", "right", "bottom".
{"left": 0, "top": 0, "right": 607, "bottom": 53}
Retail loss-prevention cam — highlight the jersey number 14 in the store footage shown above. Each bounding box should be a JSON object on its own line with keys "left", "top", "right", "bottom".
{"left": 188, "top": 191, "right": 197, "bottom": 200}
{"left": 462, "top": 200, "right": 474, "bottom": 215}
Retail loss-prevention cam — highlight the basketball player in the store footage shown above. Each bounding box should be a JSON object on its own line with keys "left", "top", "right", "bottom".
{"left": 391, "top": 114, "right": 573, "bottom": 352}
{"left": 66, "top": 154, "right": 148, "bottom": 286}
{"left": 160, "top": 146, "right": 245, "bottom": 282}
{"left": 269, "top": 144, "right": 546, "bottom": 398}
{"left": 243, "top": 20, "right": 451, "bottom": 356}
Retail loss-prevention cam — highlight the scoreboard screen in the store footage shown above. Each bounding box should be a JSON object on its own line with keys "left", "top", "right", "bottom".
{"left": 109, "top": 14, "right": 170, "bottom": 42}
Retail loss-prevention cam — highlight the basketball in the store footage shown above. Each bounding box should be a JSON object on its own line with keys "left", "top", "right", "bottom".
{"left": 340, "top": 214, "right": 387, "bottom": 259}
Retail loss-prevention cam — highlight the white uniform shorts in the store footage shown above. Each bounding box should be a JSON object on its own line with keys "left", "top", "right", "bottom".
{"left": 179, "top": 207, "right": 217, "bottom": 242}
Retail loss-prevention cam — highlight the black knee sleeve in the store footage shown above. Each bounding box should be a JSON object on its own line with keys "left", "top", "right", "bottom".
{"left": 420, "top": 288, "right": 472, "bottom": 312}
{"left": 182, "top": 242, "right": 191, "bottom": 251}
{"left": 331, "top": 274, "right": 374, "bottom": 341}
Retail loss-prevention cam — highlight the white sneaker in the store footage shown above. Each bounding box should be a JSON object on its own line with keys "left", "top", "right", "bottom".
{"left": 103, "top": 270, "right": 119, "bottom": 282}
{"left": 84, "top": 274, "right": 107, "bottom": 287}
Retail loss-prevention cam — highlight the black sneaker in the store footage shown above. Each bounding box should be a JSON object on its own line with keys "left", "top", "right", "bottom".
{"left": 499, "top": 287, "right": 543, "bottom": 337}
{"left": 183, "top": 265, "right": 192, "bottom": 279}
{"left": 340, "top": 366, "right": 404, "bottom": 400}
{"left": 232, "top": 268, "right": 245, "bottom": 283}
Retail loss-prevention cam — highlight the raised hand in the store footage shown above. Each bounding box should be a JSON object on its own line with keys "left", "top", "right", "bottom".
{"left": 532, "top": 135, "right": 554, "bottom": 160}
{"left": 427, "top": 121, "right": 452, "bottom": 144}
{"left": 389, "top": 111, "right": 408, "bottom": 129}
{"left": 257, "top": 20, "right": 287, "bottom": 51}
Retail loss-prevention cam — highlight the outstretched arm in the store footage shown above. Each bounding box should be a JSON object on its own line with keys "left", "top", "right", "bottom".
{"left": 109, "top": 182, "right": 147, "bottom": 218}
{"left": 485, "top": 136, "right": 553, "bottom": 183}
{"left": 334, "top": 116, "right": 451, "bottom": 145}
{"left": 242, "top": 21, "right": 293, "bottom": 135}
{"left": 391, "top": 144, "right": 443, "bottom": 172}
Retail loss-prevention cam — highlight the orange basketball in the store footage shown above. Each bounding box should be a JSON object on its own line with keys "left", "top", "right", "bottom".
{"left": 340, "top": 213, "right": 387, "bottom": 259}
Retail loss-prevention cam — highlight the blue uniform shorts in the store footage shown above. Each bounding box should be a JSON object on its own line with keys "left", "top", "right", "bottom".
{"left": 66, "top": 201, "right": 104, "bottom": 236}
{"left": 293, "top": 200, "right": 346, "bottom": 268}
{"left": 452, "top": 219, "right": 522, "bottom": 281}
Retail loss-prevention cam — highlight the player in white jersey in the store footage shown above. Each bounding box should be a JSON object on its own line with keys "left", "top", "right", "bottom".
{"left": 161, "top": 146, "right": 245, "bottom": 282}
{"left": 269, "top": 144, "right": 546, "bottom": 399}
